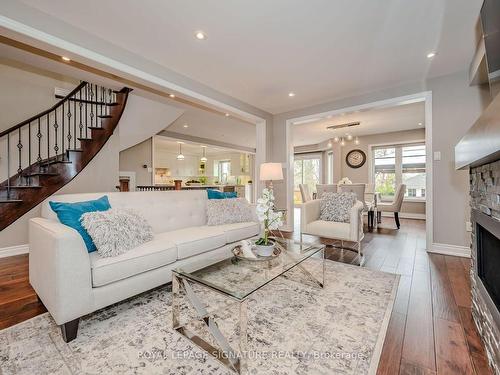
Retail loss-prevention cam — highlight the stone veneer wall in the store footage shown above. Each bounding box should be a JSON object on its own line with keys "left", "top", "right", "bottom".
{"left": 470, "top": 160, "right": 500, "bottom": 375}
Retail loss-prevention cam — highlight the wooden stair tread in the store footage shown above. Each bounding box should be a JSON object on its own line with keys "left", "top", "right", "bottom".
{"left": 67, "top": 149, "right": 83, "bottom": 152}
{"left": 87, "top": 126, "right": 104, "bottom": 130}
{"left": 77, "top": 138, "right": 92, "bottom": 141}
{"left": 0, "top": 185, "right": 41, "bottom": 189}
{"left": 24, "top": 171, "right": 59, "bottom": 177}
{"left": 97, "top": 115, "right": 112, "bottom": 119}
{"left": 0, "top": 199, "right": 22, "bottom": 203}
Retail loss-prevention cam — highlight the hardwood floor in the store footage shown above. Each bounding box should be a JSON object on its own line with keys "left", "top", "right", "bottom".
{"left": 0, "top": 214, "right": 493, "bottom": 374}
{"left": 291, "top": 210, "right": 491, "bottom": 375}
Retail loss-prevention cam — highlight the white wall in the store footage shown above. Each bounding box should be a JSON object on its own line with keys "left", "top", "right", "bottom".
{"left": 0, "top": 60, "right": 121, "bottom": 249}
{"left": 273, "top": 70, "right": 490, "bottom": 248}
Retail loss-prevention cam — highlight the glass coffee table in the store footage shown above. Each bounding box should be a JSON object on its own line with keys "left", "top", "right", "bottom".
{"left": 172, "top": 237, "right": 325, "bottom": 374}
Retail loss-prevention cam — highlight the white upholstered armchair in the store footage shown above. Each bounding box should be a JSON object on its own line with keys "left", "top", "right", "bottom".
{"left": 300, "top": 199, "right": 365, "bottom": 265}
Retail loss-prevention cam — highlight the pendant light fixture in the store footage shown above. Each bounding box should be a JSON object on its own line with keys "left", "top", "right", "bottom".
{"left": 176, "top": 142, "right": 185, "bottom": 160}
{"left": 200, "top": 146, "right": 207, "bottom": 162}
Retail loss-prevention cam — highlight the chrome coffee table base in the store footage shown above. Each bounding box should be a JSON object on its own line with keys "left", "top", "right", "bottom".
{"left": 172, "top": 274, "right": 248, "bottom": 374}
{"left": 172, "top": 247, "right": 325, "bottom": 374}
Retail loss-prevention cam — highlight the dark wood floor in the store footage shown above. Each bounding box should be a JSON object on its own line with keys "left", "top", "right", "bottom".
{"left": 0, "top": 215, "right": 493, "bottom": 374}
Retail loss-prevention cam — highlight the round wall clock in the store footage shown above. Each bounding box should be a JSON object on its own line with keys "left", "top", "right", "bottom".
{"left": 346, "top": 149, "right": 366, "bottom": 168}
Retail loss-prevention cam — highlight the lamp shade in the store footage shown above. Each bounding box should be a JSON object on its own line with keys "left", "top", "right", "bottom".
{"left": 260, "top": 163, "right": 283, "bottom": 181}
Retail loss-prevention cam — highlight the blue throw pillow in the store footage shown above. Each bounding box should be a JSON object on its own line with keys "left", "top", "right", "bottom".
{"left": 49, "top": 196, "right": 111, "bottom": 252}
{"left": 207, "top": 189, "right": 237, "bottom": 199}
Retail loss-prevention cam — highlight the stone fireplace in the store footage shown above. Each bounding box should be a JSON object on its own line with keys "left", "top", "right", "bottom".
{"left": 470, "top": 160, "right": 500, "bottom": 374}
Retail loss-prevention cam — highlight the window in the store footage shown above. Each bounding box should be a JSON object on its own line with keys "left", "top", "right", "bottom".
{"left": 326, "top": 151, "right": 334, "bottom": 184}
{"left": 294, "top": 154, "right": 321, "bottom": 204}
{"left": 373, "top": 147, "right": 396, "bottom": 199}
{"left": 372, "top": 143, "right": 426, "bottom": 201}
{"left": 214, "top": 160, "right": 231, "bottom": 183}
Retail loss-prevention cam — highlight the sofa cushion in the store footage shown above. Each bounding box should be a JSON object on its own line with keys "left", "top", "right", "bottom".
{"left": 305, "top": 220, "right": 351, "bottom": 241}
{"left": 212, "top": 222, "right": 260, "bottom": 243}
{"left": 49, "top": 195, "right": 111, "bottom": 252}
{"left": 90, "top": 232, "right": 177, "bottom": 287}
{"left": 167, "top": 226, "right": 227, "bottom": 260}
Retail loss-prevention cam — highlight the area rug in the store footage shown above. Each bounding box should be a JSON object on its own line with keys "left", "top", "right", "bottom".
{"left": 0, "top": 260, "right": 399, "bottom": 375}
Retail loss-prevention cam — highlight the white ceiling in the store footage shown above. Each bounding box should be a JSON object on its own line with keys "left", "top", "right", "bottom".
{"left": 293, "top": 102, "right": 425, "bottom": 146}
{"left": 155, "top": 136, "right": 243, "bottom": 156}
{"left": 166, "top": 105, "right": 256, "bottom": 149}
{"left": 14, "top": 0, "right": 482, "bottom": 114}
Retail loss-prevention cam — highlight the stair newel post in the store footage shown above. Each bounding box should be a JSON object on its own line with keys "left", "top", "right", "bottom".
{"left": 6, "top": 134, "right": 10, "bottom": 199}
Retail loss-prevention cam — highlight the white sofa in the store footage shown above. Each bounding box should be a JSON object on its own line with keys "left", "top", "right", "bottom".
{"left": 29, "top": 190, "right": 260, "bottom": 342}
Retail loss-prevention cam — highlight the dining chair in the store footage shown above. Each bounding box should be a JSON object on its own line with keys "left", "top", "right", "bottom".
{"left": 377, "top": 184, "right": 406, "bottom": 229}
{"left": 316, "top": 184, "right": 337, "bottom": 198}
{"left": 299, "top": 184, "right": 313, "bottom": 203}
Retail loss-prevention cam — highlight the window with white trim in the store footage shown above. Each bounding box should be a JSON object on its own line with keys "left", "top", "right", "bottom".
{"left": 372, "top": 143, "right": 426, "bottom": 201}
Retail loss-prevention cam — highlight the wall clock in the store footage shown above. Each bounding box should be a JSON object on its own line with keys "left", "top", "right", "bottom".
{"left": 346, "top": 149, "right": 366, "bottom": 168}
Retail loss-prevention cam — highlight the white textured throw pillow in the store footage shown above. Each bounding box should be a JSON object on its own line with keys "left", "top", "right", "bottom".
{"left": 319, "top": 192, "right": 357, "bottom": 223}
{"left": 81, "top": 208, "right": 154, "bottom": 257}
{"left": 206, "top": 198, "right": 253, "bottom": 226}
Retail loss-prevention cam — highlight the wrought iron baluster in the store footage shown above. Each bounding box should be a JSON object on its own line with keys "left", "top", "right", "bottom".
{"left": 6, "top": 134, "right": 10, "bottom": 199}
{"left": 95, "top": 84, "right": 99, "bottom": 127}
{"left": 17, "top": 128, "right": 23, "bottom": 180}
{"left": 28, "top": 121, "right": 32, "bottom": 184}
{"left": 89, "top": 85, "right": 94, "bottom": 129}
{"left": 101, "top": 86, "right": 104, "bottom": 117}
{"left": 73, "top": 92, "right": 77, "bottom": 149}
{"left": 79, "top": 89, "right": 83, "bottom": 139}
{"left": 53, "top": 109, "right": 59, "bottom": 160}
{"left": 62, "top": 102, "right": 66, "bottom": 158}
{"left": 37, "top": 118, "right": 42, "bottom": 163}
{"left": 67, "top": 100, "right": 72, "bottom": 152}
{"left": 46, "top": 113, "right": 50, "bottom": 162}
{"left": 85, "top": 84, "right": 88, "bottom": 138}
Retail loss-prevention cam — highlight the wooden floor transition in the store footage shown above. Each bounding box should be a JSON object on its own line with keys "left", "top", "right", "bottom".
{"left": 0, "top": 216, "right": 492, "bottom": 375}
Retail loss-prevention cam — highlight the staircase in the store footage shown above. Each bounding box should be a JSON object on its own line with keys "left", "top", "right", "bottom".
{"left": 0, "top": 82, "right": 131, "bottom": 231}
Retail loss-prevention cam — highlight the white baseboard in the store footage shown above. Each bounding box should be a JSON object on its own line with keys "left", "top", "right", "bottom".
{"left": 0, "top": 244, "right": 29, "bottom": 258}
{"left": 428, "top": 242, "right": 471, "bottom": 258}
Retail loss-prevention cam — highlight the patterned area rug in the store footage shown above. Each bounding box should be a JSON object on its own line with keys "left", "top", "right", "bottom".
{"left": 0, "top": 260, "right": 398, "bottom": 375}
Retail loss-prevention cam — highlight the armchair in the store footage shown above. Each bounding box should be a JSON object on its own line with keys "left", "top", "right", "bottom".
{"left": 300, "top": 199, "right": 365, "bottom": 265}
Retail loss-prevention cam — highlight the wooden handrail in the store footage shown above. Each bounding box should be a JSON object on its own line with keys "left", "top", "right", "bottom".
{"left": 0, "top": 81, "right": 87, "bottom": 138}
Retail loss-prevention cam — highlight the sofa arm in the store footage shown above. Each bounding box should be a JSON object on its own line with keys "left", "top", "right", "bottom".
{"left": 349, "top": 201, "right": 365, "bottom": 242}
{"left": 301, "top": 199, "right": 321, "bottom": 232}
{"left": 29, "top": 217, "right": 93, "bottom": 325}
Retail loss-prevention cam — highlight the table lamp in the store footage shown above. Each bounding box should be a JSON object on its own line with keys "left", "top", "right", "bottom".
{"left": 259, "top": 162, "right": 283, "bottom": 190}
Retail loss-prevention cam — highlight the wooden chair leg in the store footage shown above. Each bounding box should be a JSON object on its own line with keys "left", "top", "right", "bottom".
{"left": 394, "top": 212, "right": 400, "bottom": 229}
{"left": 61, "top": 318, "right": 80, "bottom": 343}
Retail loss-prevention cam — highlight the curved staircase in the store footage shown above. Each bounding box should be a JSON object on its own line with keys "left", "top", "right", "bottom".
{"left": 0, "top": 82, "right": 131, "bottom": 231}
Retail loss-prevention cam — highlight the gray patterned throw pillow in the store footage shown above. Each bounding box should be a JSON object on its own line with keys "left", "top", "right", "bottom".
{"left": 206, "top": 198, "right": 253, "bottom": 226}
{"left": 81, "top": 208, "right": 154, "bottom": 257}
{"left": 320, "top": 192, "right": 357, "bottom": 223}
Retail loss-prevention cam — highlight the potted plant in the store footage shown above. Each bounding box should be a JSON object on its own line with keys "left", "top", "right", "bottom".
{"left": 254, "top": 188, "right": 284, "bottom": 256}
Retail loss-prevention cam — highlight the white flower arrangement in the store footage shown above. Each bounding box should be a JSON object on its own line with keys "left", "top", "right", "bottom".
{"left": 255, "top": 188, "right": 284, "bottom": 246}
{"left": 338, "top": 177, "right": 352, "bottom": 185}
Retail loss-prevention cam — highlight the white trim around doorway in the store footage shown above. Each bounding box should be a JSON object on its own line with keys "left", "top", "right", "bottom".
{"left": 285, "top": 91, "right": 434, "bottom": 251}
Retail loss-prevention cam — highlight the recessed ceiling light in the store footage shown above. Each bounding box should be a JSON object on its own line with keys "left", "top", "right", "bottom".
{"left": 195, "top": 31, "right": 207, "bottom": 40}
{"left": 346, "top": 134, "right": 353, "bottom": 141}
{"left": 288, "top": 92, "right": 295, "bottom": 97}
{"left": 327, "top": 141, "right": 333, "bottom": 148}
{"left": 169, "top": 94, "right": 175, "bottom": 98}
{"left": 427, "top": 52, "right": 436, "bottom": 59}
{"left": 61, "top": 56, "right": 71, "bottom": 62}
{"left": 225, "top": 113, "right": 230, "bottom": 117}
{"left": 183, "top": 124, "right": 189, "bottom": 128}
{"left": 418, "top": 122, "right": 423, "bottom": 126}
